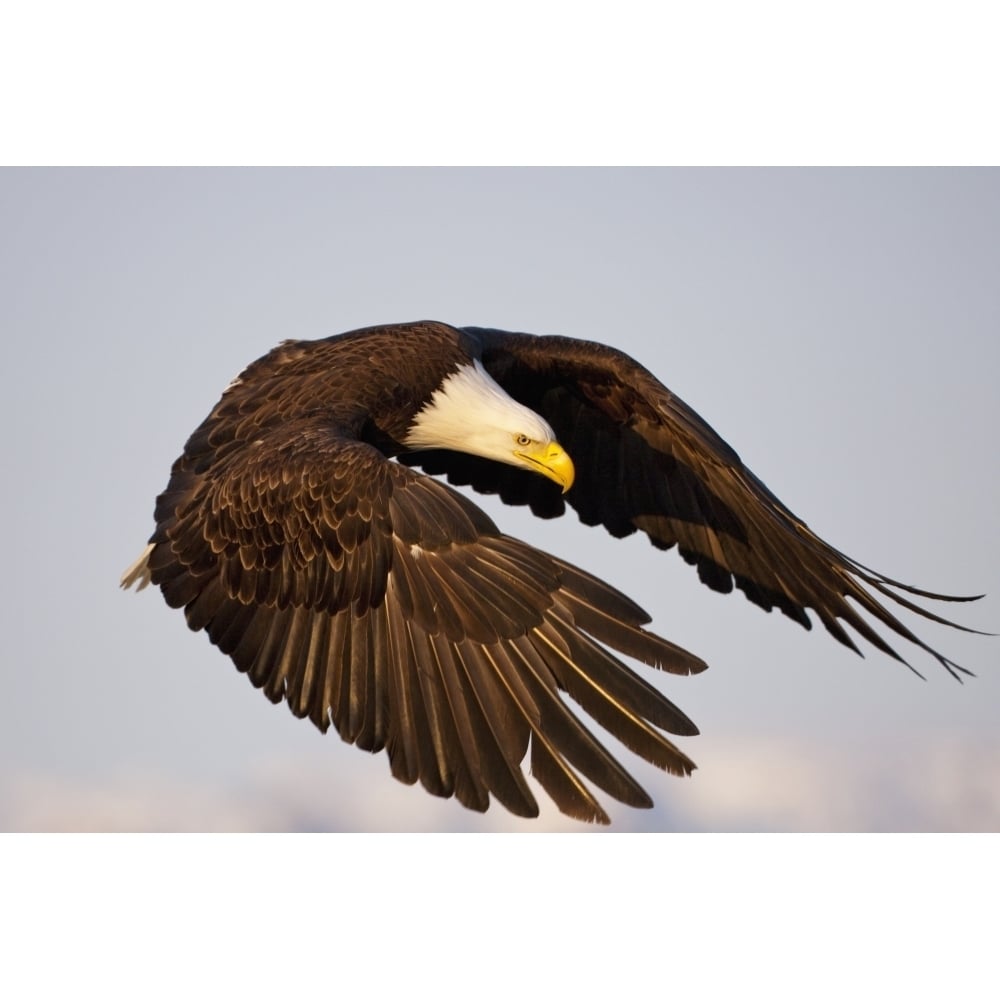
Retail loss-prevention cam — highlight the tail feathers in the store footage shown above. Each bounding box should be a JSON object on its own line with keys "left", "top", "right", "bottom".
{"left": 120, "top": 543, "right": 155, "bottom": 591}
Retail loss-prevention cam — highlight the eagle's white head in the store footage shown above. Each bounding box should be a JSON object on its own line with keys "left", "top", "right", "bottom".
{"left": 404, "top": 360, "right": 575, "bottom": 492}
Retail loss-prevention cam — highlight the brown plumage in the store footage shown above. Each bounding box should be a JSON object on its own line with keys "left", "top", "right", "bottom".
{"left": 122, "top": 320, "right": 979, "bottom": 824}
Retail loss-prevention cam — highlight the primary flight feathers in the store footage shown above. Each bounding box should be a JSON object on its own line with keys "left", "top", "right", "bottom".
{"left": 122, "top": 321, "right": 980, "bottom": 824}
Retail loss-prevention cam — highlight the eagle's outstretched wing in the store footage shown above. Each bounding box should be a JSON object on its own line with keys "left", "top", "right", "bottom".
{"left": 126, "top": 414, "right": 706, "bottom": 824}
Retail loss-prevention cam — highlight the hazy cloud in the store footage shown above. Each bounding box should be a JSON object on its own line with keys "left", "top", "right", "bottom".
{"left": 5, "top": 735, "right": 998, "bottom": 833}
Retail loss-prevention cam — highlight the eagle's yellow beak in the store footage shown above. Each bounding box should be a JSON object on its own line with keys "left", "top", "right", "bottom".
{"left": 515, "top": 441, "right": 575, "bottom": 493}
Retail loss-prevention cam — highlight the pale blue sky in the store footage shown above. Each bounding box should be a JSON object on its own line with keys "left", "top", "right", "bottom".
{"left": 2, "top": 167, "right": 997, "bottom": 831}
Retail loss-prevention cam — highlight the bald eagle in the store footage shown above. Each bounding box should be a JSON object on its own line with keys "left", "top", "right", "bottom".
{"left": 121, "top": 320, "right": 978, "bottom": 824}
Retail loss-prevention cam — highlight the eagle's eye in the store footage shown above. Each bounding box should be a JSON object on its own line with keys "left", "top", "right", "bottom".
{"left": 515, "top": 434, "right": 532, "bottom": 447}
